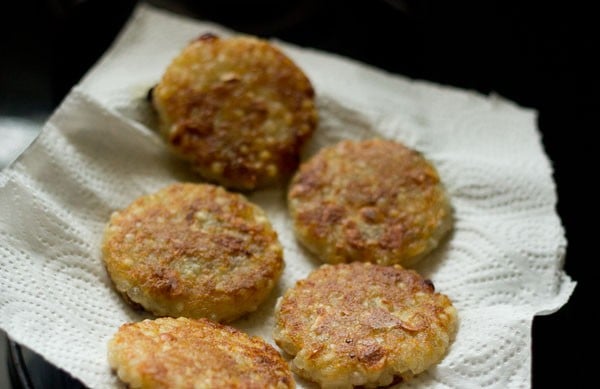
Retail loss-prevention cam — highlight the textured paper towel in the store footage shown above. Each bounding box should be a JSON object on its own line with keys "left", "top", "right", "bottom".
{"left": 0, "top": 5, "right": 574, "bottom": 388}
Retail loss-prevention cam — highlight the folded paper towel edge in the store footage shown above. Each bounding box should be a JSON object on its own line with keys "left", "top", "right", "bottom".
{"left": 533, "top": 272, "right": 576, "bottom": 317}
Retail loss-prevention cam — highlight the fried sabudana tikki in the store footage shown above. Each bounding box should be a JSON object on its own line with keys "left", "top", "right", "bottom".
{"left": 152, "top": 34, "right": 317, "bottom": 190}
{"left": 102, "top": 183, "right": 283, "bottom": 322}
{"left": 274, "top": 263, "right": 457, "bottom": 388}
{"left": 109, "top": 317, "right": 295, "bottom": 388}
{"left": 289, "top": 139, "right": 452, "bottom": 266}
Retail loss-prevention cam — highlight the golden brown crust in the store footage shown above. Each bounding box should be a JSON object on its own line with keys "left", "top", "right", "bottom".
{"left": 274, "top": 263, "right": 458, "bottom": 388}
{"left": 102, "top": 183, "right": 283, "bottom": 322}
{"left": 108, "top": 317, "right": 295, "bottom": 389}
{"left": 153, "top": 34, "right": 317, "bottom": 190}
{"left": 288, "top": 139, "right": 452, "bottom": 266}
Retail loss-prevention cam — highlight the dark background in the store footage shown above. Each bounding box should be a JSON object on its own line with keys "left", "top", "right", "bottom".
{"left": 1, "top": 0, "right": 594, "bottom": 387}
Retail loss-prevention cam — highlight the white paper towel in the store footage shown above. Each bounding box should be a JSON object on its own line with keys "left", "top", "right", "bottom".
{"left": 0, "top": 5, "right": 575, "bottom": 388}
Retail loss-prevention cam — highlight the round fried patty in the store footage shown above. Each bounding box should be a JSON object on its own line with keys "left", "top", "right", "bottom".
{"left": 152, "top": 34, "right": 317, "bottom": 190}
{"left": 102, "top": 183, "right": 283, "bottom": 322}
{"left": 109, "top": 317, "right": 294, "bottom": 388}
{"left": 274, "top": 263, "right": 457, "bottom": 388}
{"left": 289, "top": 139, "right": 452, "bottom": 266}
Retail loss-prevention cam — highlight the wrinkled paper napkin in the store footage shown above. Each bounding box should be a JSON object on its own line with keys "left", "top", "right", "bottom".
{"left": 0, "top": 5, "right": 575, "bottom": 388}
